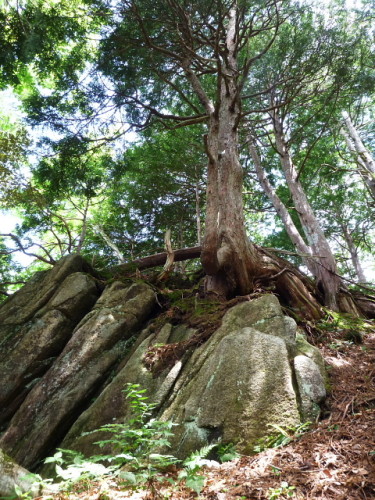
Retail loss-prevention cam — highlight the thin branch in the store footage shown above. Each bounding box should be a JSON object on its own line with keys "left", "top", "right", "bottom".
{"left": 1, "top": 234, "right": 56, "bottom": 265}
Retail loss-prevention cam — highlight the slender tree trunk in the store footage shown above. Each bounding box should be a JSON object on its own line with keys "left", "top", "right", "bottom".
{"left": 273, "top": 111, "right": 341, "bottom": 310}
{"left": 340, "top": 223, "right": 367, "bottom": 284}
{"left": 248, "top": 136, "right": 319, "bottom": 276}
{"left": 341, "top": 112, "right": 375, "bottom": 200}
{"left": 76, "top": 198, "right": 90, "bottom": 254}
{"left": 195, "top": 175, "right": 202, "bottom": 246}
{"left": 200, "top": 8, "right": 260, "bottom": 297}
{"left": 93, "top": 224, "right": 125, "bottom": 264}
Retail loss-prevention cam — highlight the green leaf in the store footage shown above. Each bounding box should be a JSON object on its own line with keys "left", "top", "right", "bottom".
{"left": 185, "top": 474, "right": 205, "bottom": 494}
{"left": 117, "top": 471, "right": 137, "bottom": 484}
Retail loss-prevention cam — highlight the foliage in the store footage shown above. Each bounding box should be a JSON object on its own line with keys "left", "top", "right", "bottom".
{"left": 268, "top": 481, "right": 296, "bottom": 499}
{"left": 216, "top": 442, "right": 241, "bottom": 463}
{"left": 90, "top": 384, "right": 178, "bottom": 474}
{"left": 0, "top": 0, "right": 373, "bottom": 292}
{"left": 178, "top": 444, "right": 217, "bottom": 495}
{"left": 253, "top": 422, "right": 311, "bottom": 453}
{"left": 42, "top": 384, "right": 213, "bottom": 497}
{"left": 317, "top": 310, "right": 375, "bottom": 345}
{"left": 0, "top": 236, "right": 22, "bottom": 300}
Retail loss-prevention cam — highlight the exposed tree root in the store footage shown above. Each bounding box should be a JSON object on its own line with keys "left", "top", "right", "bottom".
{"left": 108, "top": 244, "right": 374, "bottom": 320}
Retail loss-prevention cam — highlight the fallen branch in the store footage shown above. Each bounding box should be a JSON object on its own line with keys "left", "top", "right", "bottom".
{"left": 110, "top": 245, "right": 202, "bottom": 274}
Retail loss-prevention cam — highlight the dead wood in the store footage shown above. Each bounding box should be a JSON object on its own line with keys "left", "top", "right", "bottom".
{"left": 109, "top": 245, "right": 202, "bottom": 273}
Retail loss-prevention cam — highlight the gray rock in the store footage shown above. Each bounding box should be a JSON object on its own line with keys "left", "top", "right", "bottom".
{"left": 59, "top": 295, "right": 306, "bottom": 460}
{"left": 0, "top": 281, "right": 156, "bottom": 469}
{"left": 0, "top": 448, "right": 46, "bottom": 498}
{"left": 1, "top": 268, "right": 328, "bottom": 471}
{"left": 294, "top": 355, "right": 326, "bottom": 421}
{"left": 161, "top": 327, "right": 300, "bottom": 457}
{"left": 35, "top": 272, "right": 99, "bottom": 322}
{"left": 0, "top": 254, "right": 95, "bottom": 335}
{"left": 0, "top": 272, "right": 99, "bottom": 425}
{"left": 296, "top": 332, "right": 328, "bottom": 387}
{"left": 60, "top": 321, "right": 187, "bottom": 458}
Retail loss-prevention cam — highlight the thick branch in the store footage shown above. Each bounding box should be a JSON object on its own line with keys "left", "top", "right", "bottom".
{"left": 110, "top": 245, "right": 202, "bottom": 274}
{"left": 157, "top": 229, "right": 175, "bottom": 281}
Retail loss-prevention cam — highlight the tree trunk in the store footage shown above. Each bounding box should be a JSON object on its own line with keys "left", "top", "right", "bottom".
{"left": 200, "top": 8, "right": 261, "bottom": 298}
{"left": 93, "top": 224, "right": 125, "bottom": 264}
{"left": 248, "top": 136, "right": 319, "bottom": 277}
{"left": 273, "top": 111, "right": 341, "bottom": 310}
{"left": 75, "top": 198, "right": 90, "bottom": 254}
{"left": 340, "top": 223, "right": 367, "bottom": 284}
{"left": 195, "top": 177, "right": 202, "bottom": 246}
{"left": 257, "top": 247, "right": 323, "bottom": 320}
{"left": 341, "top": 112, "right": 375, "bottom": 200}
{"left": 110, "top": 245, "right": 202, "bottom": 274}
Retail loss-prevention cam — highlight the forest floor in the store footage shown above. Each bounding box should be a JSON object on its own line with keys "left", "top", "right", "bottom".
{"left": 36, "top": 324, "right": 375, "bottom": 500}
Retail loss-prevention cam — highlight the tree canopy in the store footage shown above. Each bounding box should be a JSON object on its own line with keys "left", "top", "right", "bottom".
{"left": 0, "top": 0, "right": 374, "bottom": 312}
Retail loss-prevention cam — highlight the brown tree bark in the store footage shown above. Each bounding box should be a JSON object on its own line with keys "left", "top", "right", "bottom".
{"left": 257, "top": 247, "right": 323, "bottom": 320}
{"left": 110, "top": 245, "right": 202, "bottom": 274}
{"left": 198, "top": 7, "right": 261, "bottom": 298}
{"left": 109, "top": 0, "right": 284, "bottom": 298}
{"left": 109, "top": 242, "right": 374, "bottom": 319}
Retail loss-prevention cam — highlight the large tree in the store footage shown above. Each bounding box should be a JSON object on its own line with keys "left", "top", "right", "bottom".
{"left": 86, "top": 0, "right": 290, "bottom": 297}
{"left": 243, "top": 4, "right": 374, "bottom": 309}
{"left": 2, "top": 0, "right": 374, "bottom": 315}
{"left": 2, "top": 0, "right": 290, "bottom": 297}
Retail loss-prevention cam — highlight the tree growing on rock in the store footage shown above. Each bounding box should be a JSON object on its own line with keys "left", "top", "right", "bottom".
{"left": 2, "top": 0, "right": 374, "bottom": 317}
{"left": 88, "top": 0, "right": 290, "bottom": 298}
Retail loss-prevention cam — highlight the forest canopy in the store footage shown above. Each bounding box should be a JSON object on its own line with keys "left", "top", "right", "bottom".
{"left": 0, "top": 0, "right": 374, "bottom": 311}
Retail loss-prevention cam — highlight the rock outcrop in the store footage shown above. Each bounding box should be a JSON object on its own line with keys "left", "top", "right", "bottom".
{"left": 0, "top": 256, "right": 327, "bottom": 475}
{"left": 0, "top": 267, "right": 100, "bottom": 425}
{"left": 62, "top": 294, "right": 327, "bottom": 459}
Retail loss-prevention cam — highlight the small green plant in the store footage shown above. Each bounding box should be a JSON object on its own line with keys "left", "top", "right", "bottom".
{"left": 92, "top": 384, "right": 178, "bottom": 481}
{"left": 44, "top": 449, "right": 111, "bottom": 488}
{"left": 43, "top": 384, "right": 212, "bottom": 498}
{"left": 270, "top": 465, "right": 282, "bottom": 476}
{"left": 253, "top": 422, "right": 311, "bottom": 453}
{"left": 318, "top": 310, "right": 374, "bottom": 342}
{"left": 216, "top": 442, "right": 240, "bottom": 462}
{"left": 268, "top": 481, "right": 296, "bottom": 499}
{"left": 11, "top": 485, "right": 34, "bottom": 500}
{"left": 5, "top": 474, "right": 54, "bottom": 500}
{"left": 327, "top": 424, "right": 340, "bottom": 432}
{"left": 178, "top": 444, "right": 216, "bottom": 494}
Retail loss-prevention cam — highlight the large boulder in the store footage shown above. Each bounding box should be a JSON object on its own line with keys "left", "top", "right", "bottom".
{"left": 162, "top": 326, "right": 300, "bottom": 457}
{"left": 60, "top": 321, "right": 196, "bottom": 457}
{"left": 59, "top": 294, "right": 326, "bottom": 460}
{"left": 0, "top": 254, "right": 96, "bottom": 336}
{"left": 0, "top": 272, "right": 100, "bottom": 425}
{"left": 1, "top": 255, "right": 328, "bottom": 472}
{"left": 0, "top": 281, "right": 156, "bottom": 469}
